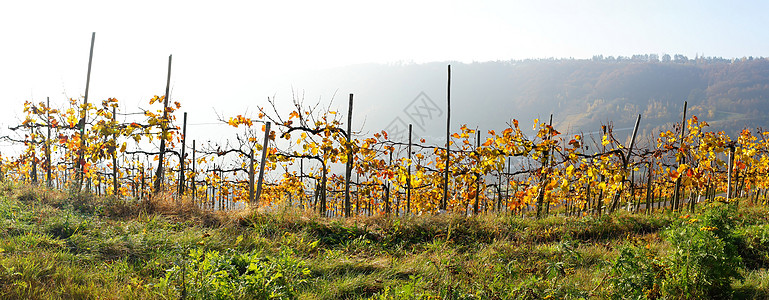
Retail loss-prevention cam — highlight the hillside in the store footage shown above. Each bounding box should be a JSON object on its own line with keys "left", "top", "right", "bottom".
{"left": 287, "top": 56, "right": 769, "bottom": 144}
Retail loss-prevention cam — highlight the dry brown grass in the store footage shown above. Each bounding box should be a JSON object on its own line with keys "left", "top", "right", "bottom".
{"left": 142, "top": 191, "right": 223, "bottom": 226}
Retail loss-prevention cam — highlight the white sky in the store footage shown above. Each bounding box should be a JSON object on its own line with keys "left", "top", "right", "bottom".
{"left": 1, "top": 0, "right": 768, "bottom": 145}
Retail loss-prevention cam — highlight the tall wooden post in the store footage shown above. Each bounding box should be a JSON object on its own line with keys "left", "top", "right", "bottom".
{"left": 112, "top": 106, "right": 119, "bottom": 197}
{"left": 344, "top": 94, "right": 354, "bottom": 217}
{"left": 390, "top": 150, "right": 395, "bottom": 215}
{"left": 78, "top": 32, "right": 96, "bottom": 190}
{"left": 255, "top": 122, "right": 271, "bottom": 205}
{"left": 154, "top": 54, "right": 172, "bottom": 194}
{"left": 192, "top": 140, "right": 197, "bottom": 201}
{"left": 673, "top": 101, "right": 687, "bottom": 210}
{"left": 385, "top": 150, "right": 392, "bottom": 215}
{"left": 473, "top": 128, "right": 480, "bottom": 215}
{"left": 727, "top": 145, "right": 734, "bottom": 202}
{"left": 46, "top": 97, "right": 52, "bottom": 188}
{"left": 443, "top": 65, "right": 451, "bottom": 211}
{"left": 320, "top": 160, "right": 327, "bottom": 216}
{"left": 248, "top": 141, "right": 255, "bottom": 203}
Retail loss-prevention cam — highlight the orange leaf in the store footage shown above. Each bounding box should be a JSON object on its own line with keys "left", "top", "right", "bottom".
{"left": 669, "top": 170, "right": 679, "bottom": 180}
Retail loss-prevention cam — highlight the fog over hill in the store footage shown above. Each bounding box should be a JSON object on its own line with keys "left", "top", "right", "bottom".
{"left": 279, "top": 56, "right": 769, "bottom": 148}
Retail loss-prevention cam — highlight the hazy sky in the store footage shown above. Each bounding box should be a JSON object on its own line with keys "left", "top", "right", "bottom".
{"left": 1, "top": 0, "right": 768, "bottom": 143}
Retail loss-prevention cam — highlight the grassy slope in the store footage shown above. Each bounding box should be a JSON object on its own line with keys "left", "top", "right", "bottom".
{"left": 1, "top": 183, "right": 768, "bottom": 299}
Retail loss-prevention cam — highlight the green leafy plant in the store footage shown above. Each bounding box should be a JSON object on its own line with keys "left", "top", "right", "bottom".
{"left": 662, "top": 203, "right": 743, "bottom": 299}
{"left": 373, "top": 275, "right": 432, "bottom": 300}
{"left": 610, "top": 203, "right": 744, "bottom": 299}
{"left": 609, "top": 245, "right": 664, "bottom": 300}
{"left": 155, "top": 247, "right": 310, "bottom": 299}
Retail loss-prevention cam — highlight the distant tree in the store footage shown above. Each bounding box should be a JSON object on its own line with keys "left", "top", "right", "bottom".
{"left": 662, "top": 54, "right": 672, "bottom": 63}
{"left": 674, "top": 54, "right": 688, "bottom": 63}
{"left": 650, "top": 54, "right": 659, "bottom": 62}
{"left": 631, "top": 54, "right": 648, "bottom": 62}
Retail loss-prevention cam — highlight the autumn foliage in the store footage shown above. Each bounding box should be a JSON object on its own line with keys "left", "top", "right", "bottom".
{"left": 2, "top": 95, "right": 767, "bottom": 218}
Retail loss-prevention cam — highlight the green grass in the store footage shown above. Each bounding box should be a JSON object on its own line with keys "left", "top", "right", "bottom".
{"left": 1, "top": 182, "right": 768, "bottom": 299}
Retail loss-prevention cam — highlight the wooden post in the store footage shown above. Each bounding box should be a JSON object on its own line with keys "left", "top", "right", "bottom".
{"left": 407, "top": 124, "right": 412, "bottom": 214}
{"left": 192, "top": 140, "right": 197, "bottom": 201}
{"left": 673, "top": 101, "right": 687, "bottom": 210}
{"left": 645, "top": 161, "right": 653, "bottom": 214}
{"left": 536, "top": 115, "right": 553, "bottom": 218}
{"left": 31, "top": 143, "right": 37, "bottom": 184}
{"left": 389, "top": 150, "right": 394, "bottom": 215}
{"left": 506, "top": 157, "right": 511, "bottom": 215}
{"left": 727, "top": 145, "right": 734, "bottom": 202}
{"left": 443, "top": 65, "right": 451, "bottom": 211}
{"left": 46, "top": 97, "right": 52, "bottom": 188}
{"left": 344, "top": 94, "right": 354, "bottom": 217}
{"left": 154, "top": 54, "right": 172, "bottom": 194}
{"left": 496, "top": 172, "right": 502, "bottom": 212}
{"left": 598, "top": 126, "right": 606, "bottom": 216}
{"left": 248, "top": 140, "right": 255, "bottom": 203}
{"left": 355, "top": 172, "right": 359, "bottom": 216}
{"left": 210, "top": 167, "right": 216, "bottom": 209}
{"left": 255, "top": 122, "right": 271, "bottom": 205}
{"left": 385, "top": 150, "right": 392, "bottom": 215}
{"left": 178, "top": 112, "right": 187, "bottom": 196}
{"left": 131, "top": 160, "right": 136, "bottom": 199}
{"left": 473, "top": 128, "right": 480, "bottom": 215}
{"left": 320, "top": 161, "right": 327, "bottom": 216}
{"left": 78, "top": 32, "right": 96, "bottom": 190}
{"left": 299, "top": 158, "right": 304, "bottom": 209}
{"left": 631, "top": 168, "right": 637, "bottom": 212}
{"left": 112, "top": 106, "right": 119, "bottom": 197}
{"left": 140, "top": 166, "right": 145, "bottom": 202}
{"left": 219, "top": 169, "right": 224, "bottom": 210}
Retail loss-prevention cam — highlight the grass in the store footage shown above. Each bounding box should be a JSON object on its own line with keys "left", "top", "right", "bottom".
{"left": 1, "top": 182, "right": 768, "bottom": 299}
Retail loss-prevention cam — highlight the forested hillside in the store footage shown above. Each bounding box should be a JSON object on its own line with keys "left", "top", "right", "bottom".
{"left": 297, "top": 56, "right": 769, "bottom": 144}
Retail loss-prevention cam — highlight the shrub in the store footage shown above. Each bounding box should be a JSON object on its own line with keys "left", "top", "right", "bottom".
{"left": 610, "top": 203, "right": 744, "bottom": 299}
{"left": 662, "top": 203, "right": 743, "bottom": 299}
